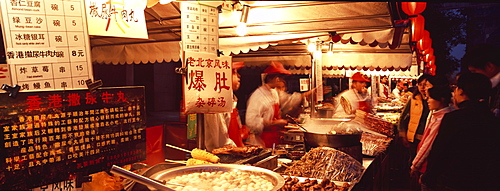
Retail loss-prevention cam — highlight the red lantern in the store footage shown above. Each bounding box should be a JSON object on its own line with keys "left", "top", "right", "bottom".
{"left": 429, "top": 64, "right": 436, "bottom": 75}
{"left": 428, "top": 57, "right": 435, "bottom": 65}
{"left": 423, "top": 47, "right": 434, "bottom": 55}
{"left": 410, "top": 15, "right": 425, "bottom": 42}
{"left": 424, "top": 54, "right": 435, "bottom": 62}
{"left": 402, "top": 2, "right": 427, "bottom": 16}
{"left": 417, "top": 30, "right": 431, "bottom": 50}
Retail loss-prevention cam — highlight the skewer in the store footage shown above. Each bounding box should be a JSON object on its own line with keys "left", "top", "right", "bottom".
{"left": 164, "top": 159, "right": 187, "bottom": 164}
{"left": 165, "top": 143, "right": 191, "bottom": 153}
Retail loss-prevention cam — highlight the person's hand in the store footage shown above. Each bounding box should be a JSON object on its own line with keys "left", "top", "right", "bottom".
{"left": 273, "top": 119, "right": 288, "bottom": 127}
{"left": 303, "top": 86, "right": 318, "bottom": 98}
{"left": 399, "top": 135, "right": 411, "bottom": 148}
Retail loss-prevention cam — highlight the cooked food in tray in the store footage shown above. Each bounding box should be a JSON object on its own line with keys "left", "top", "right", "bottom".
{"left": 279, "top": 176, "right": 351, "bottom": 191}
{"left": 212, "top": 145, "right": 264, "bottom": 157}
{"left": 283, "top": 147, "right": 364, "bottom": 182}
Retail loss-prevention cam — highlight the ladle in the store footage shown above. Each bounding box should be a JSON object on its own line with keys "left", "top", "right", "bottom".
{"left": 110, "top": 165, "right": 183, "bottom": 191}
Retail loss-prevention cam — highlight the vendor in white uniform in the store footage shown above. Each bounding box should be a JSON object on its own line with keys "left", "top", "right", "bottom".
{"left": 333, "top": 72, "right": 373, "bottom": 117}
{"left": 246, "top": 61, "right": 291, "bottom": 148}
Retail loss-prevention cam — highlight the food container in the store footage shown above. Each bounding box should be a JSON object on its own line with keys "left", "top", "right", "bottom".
{"left": 149, "top": 164, "right": 285, "bottom": 191}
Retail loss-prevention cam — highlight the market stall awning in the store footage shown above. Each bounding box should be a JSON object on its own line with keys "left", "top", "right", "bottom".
{"left": 90, "top": 1, "right": 400, "bottom": 65}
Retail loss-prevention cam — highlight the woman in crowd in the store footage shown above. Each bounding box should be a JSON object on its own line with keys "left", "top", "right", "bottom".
{"left": 397, "top": 74, "right": 432, "bottom": 191}
{"left": 410, "top": 87, "right": 454, "bottom": 190}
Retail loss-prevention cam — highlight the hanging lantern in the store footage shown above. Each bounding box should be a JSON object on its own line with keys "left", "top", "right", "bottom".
{"left": 424, "top": 54, "right": 435, "bottom": 63}
{"left": 402, "top": 2, "right": 427, "bottom": 16}
{"left": 423, "top": 47, "right": 434, "bottom": 55}
{"left": 410, "top": 15, "right": 425, "bottom": 42}
{"left": 428, "top": 57, "right": 435, "bottom": 65}
{"left": 429, "top": 64, "right": 436, "bottom": 75}
{"left": 417, "top": 30, "right": 431, "bottom": 50}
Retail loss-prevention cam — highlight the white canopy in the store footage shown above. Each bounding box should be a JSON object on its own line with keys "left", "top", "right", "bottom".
{"left": 91, "top": 1, "right": 403, "bottom": 65}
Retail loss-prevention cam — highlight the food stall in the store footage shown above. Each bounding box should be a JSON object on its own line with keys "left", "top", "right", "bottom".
{"left": 0, "top": 0, "right": 431, "bottom": 190}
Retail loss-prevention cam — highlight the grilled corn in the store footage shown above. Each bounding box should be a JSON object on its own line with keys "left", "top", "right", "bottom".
{"left": 191, "top": 148, "right": 220, "bottom": 163}
{"left": 186, "top": 158, "right": 213, "bottom": 165}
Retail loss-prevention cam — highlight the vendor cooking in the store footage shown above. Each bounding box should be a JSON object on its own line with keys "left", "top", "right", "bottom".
{"left": 333, "top": 72, "right": 373, "bottom": 117}
{"left": 245, "top": 61, "right": 292, "bottom": 148}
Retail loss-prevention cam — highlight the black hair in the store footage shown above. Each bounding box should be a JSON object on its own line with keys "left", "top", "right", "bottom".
{"left": 264, "top": 73, "right": 286, "bottom": 83}
{"left": 462, "top": 43, "right": 500, "bottom": 70}
{"left": 457, "top": 73, "right": 492, "bottom": 101}
{"left": 427, "top": 75, "right": 450, "bottom": 89}
{"left": 412, "top": 74, "right": 433, "bottom": 99}
{"left": 427, "top": 87, "right": 452, "bottom": 105}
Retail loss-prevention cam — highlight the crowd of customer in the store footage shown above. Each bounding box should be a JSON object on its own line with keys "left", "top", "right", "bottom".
{"left": 395, "top": 43, "right": 500, "bottom": 191}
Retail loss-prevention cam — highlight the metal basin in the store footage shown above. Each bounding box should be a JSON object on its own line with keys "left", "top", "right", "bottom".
{"left": 149, "top": 164, "right": 285, "bottom": 191}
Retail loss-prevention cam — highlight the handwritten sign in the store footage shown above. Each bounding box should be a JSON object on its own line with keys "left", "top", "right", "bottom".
{"left": 85, "top": 0, "right": 148, "bottom": 39}
{"left": 0, "top": 0, "right": 93, "bottom": 91}
{"left": 184, "top": 52, "right": 232, "bottom": 113}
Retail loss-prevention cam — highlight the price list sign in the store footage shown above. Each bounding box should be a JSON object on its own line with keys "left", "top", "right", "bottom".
{"left": 0, "top": 86, "right": 146, "bottom": 190}
{"left": 0, "top": 0, "right": 93, "bottom": 91}
{"left": 181, "top": 1, "right": 219, "bottom": 54}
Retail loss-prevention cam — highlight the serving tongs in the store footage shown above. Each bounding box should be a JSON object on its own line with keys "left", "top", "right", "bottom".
{"left": 285, "top": 114, "right": 308, "bottom": 132}
{"left": 111, "top": 165, "right": 183, "bottom": 191}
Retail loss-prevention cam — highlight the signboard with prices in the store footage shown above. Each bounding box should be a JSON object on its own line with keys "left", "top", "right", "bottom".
{"left": 180, "top": 1, "right": 218, "bottom": 54}
{"left": 0, "top": 0, "right": 93, "bottom": 91}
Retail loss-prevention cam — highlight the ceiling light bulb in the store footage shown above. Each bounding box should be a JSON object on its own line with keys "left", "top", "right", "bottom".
{"left": 308, "top": 42, "right": 316, "bottom": 52}
{"left": 327, "top": 51, "right": 333, "bottom": 56}
{"left": 236, "top": 22, "right": 247, "bottom": 36}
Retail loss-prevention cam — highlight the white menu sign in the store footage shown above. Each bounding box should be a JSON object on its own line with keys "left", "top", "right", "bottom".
{"left": 85, "top": 0, "right": 148, "bottom": 39}
{"left": 0, "top": 0, "right": 93, "bottom": 91}
{"left": 184, "top": 51, "right": 232, "bottom": 113}
{"left": 180, "top": 1, "right": 218, "bottom": 54}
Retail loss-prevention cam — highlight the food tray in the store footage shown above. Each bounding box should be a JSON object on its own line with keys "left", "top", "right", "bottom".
{"left": 281, "top": 175, "right": 352, "bottom": 191}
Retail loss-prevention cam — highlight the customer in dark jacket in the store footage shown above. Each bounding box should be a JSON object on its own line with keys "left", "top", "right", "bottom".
{"left": 421, "top": 73, "right": 500, "bottom": 191}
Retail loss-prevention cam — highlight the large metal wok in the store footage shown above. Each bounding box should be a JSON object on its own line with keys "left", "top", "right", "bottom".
{"left": 149, "top": 164, "right": 285, "bottom": 191}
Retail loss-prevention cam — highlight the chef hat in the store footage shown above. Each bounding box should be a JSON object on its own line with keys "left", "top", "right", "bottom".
{"left": 351, "top": 72, "right": 370, "bottom": 82}
{"left": 232, "top": 61, "right": 244, "bottom": 70}
{"left": 263, "top": 61, "right": 291, "bottom": 75}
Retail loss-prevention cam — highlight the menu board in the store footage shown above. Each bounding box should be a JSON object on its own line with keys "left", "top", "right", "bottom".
{"left": 0, "top": 86, "right": 146, "bottom": 190}
{"left": 0, "top": 0, "right": 93, "bottom": 91}
{"left": 181, "top": 1, "right": 219, "bottom": 54}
